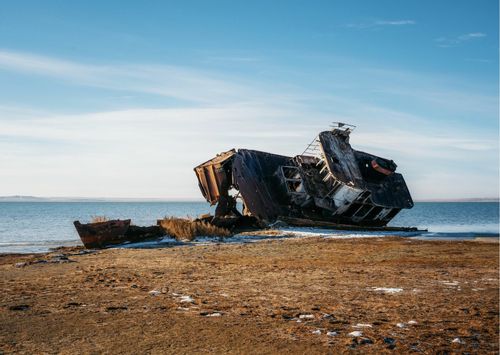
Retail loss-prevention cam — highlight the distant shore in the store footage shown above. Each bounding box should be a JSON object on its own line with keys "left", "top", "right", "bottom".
{"left": 1, "top": 195, "right": 498, "bottom": 203}
{"left": 0, "top": 236, "right": 498, "bottom": 353}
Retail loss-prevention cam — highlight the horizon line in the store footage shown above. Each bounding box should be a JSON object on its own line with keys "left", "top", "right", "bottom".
{"left": 0, "top": 195, "right": 498, "bottom": 203}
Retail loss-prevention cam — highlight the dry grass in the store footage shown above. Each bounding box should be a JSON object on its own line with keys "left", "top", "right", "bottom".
{"left": 158, "top": 217, "right": 231, "bottom": 241}
{"left": 90, "top": 216, "right": 109, "bottom": 223}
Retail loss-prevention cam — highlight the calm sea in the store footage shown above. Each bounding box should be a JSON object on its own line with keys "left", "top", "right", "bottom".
{"left": 0, "top": 202, "right": 498, "bottom": 253}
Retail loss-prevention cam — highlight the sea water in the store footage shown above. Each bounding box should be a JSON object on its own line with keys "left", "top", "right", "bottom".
{"left": 0, "top": 201, "right": 497, "bottom": 253}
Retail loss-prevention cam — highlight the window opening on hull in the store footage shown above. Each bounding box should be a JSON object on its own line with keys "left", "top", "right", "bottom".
{"left": 281, "top": 166, "right": 306, "bottom": 194}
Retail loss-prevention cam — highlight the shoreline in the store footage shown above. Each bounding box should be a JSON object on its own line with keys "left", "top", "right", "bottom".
{"left": 0, "top": 236, "right": 498, "bottom": 353}
{"left": 0, "top": 228, "right": 499, "bottom": 255}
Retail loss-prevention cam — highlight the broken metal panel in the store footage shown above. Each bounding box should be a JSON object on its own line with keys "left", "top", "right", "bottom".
{"left": 232, "top": 149, "right": 292, "bottom": 222}
{"left": 317, "top": 131, "right": 365, "bottom": 188}
{"left": 194, "top": 149, "right": 236, "bottom": 205}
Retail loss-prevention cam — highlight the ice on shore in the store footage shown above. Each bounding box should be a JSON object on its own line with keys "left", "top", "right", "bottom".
{"left": 353, "top": 323, "right": 372, "bottom": 328}
{"left": 348, "top": 331, "right": 363, "bottom": 337}
{"left": 149, "top": 290, "right": 161, "bottom": 296}
{"left": 179, "top": 295, "right": 194, "bottom": 303}
{"left": 206, "top": 312, "right": 222, "bottom": 317}
{"left": 396, "top": 323, "right": 406, "bottom": 328}
{"left": 311, "top": 329, "right": 321, "bottom": 335}
{"left": 371, "top": 287, "right": 403, "bottom": 294}
{"left": 408, "top": 320, "right": 418, "bottom": 325}
{"left": 452, "top": 337, "right": 464, "bottom": 344}
{"left": 440, "top": 281, "right": 459, "bottom": 286}
{"left": 299, "top": 314, "right": 315, "bottom": 319}
{"left": 327, "top": 331, "right": 338, "bottom": 336}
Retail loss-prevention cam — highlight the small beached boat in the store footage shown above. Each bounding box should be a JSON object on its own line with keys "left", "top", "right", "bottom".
{"left": 73, "top": 219, "right": 165, "bottom": 249}
{"left": 74, "top": 219, "right": 131, "bottom": 248}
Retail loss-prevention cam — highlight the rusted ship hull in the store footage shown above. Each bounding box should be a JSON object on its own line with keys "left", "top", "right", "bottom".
{"left": 194, "top": 123, "right": 414, "bottom": 228}
{"left": 74, "top": 219, "right": 164, "bottom": 249}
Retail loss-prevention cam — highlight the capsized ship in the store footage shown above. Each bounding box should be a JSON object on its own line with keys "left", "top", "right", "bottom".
{"left": 194, "top": 123, "right": 414, "bottom": 229}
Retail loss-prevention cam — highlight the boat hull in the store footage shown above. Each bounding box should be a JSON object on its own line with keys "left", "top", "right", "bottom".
{"left": 73, "top": 220, "right": 165, "bottom": 249}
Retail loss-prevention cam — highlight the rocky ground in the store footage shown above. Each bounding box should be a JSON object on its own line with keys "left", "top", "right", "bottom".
{"left": 0, "top": 236, "right": 498, "bottom": 354}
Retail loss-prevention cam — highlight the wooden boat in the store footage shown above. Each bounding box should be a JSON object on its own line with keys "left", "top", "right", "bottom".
{"left": 74, "top": 219, "right": 131, "bottom": 248}
{"left": 73, "top": 220, "right": 165, "bottom": 249}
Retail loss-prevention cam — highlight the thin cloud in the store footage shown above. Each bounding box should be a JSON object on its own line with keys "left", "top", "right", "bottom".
{"left": 344, "top": 19, "right": 416, "bottom": 29}
{"left": 435, "top": 32, "right": 486, "bottom": 47}
{"left": 374, "top": 20, "right": 416, "bottom": 26}
{"left": 0, "top": 50, "right": 266, "bottom": 104}
{"left": 0, "top": 50, "right": 497, "bottom": 199}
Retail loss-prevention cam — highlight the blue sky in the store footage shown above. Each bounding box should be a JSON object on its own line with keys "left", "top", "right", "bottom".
{"left": 0, "top": 0, "right": 498, "bottom": 199}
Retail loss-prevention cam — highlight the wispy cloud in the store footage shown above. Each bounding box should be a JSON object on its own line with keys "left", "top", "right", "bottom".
{"left": 344, "top": 19, "right": 416, "bottom": 29}
{"left": 374, "top": 20, "right": 416, "bottom": 26}
{"left": 0, "top": 50, "right": 497, "bottom": 199}
{"left": 0, "top": 50, "right": 268, "bottom": 105}
{"left": 435, "top": 32, "right": 486, "bottom": 47}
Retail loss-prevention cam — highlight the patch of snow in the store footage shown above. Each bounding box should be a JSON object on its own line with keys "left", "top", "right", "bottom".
{"left": 408, "top": 320, "right": 418, "bottom": 325}
{"left": 177, "top": 307, "right": 190, "bottom": 311}
{"left": 353, "top": 323, "right": 372, "bottom": 328}
{"left": 299, "top": 314, "right": 315, "bottom": 319}
{"left": 452, "top": 337, "right": 464, "bottom": 344}
{"left": 441, "top": 281, "right": 459, "bottom": 286}
{"left": 372, "top": 287, "right": 403, "bottom": 294}
{"left": 179, "top": 295, "right": 194, "bottom": 303}
{"left": 327, "top": 331, "right": 338, "bottom": 337}
{"left": 396, "top": 323, "right": 405, "bottom": 328}
{"left": 348, "top": 331, "right": 363, "bottom": 337}
{"left": 311, "top": 329, "right": 321, "bottom": 335}
{"left": 149, "top": 290, "right": 161, "bottom": 296}
{"left": 206, "top": 312, "right": 222, "bottom": 317}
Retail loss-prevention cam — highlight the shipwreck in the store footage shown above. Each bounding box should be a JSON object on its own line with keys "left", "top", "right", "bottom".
{"left": 73, "top": 123, "right": 417, "bottom": 249}
{"left": 194, "top": 123, "right": 414, "bottom": 231}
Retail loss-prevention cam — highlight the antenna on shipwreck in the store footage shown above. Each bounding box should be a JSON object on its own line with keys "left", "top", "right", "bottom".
{"left": 330, "top": 121, "right": 356, "bottom": 133}
{"left": 302, "top": 122, "right": 356, "bottom": 157}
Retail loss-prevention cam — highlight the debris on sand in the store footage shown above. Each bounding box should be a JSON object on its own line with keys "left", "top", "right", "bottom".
{"left": 299, "top": 314, "right": 315, "bottom": 319}
{"left": 9, "top": 304, "right": 30, "bottom": 311}
{"left": 14, "top": 254, "right": 76, "bottom": 267}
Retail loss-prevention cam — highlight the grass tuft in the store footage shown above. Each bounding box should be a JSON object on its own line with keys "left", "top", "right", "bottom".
{"left": 158, "top": 217, "right": 231, "bottom": 241}
{"left": 91, "top": 216, "right": 109, "bottom": 223}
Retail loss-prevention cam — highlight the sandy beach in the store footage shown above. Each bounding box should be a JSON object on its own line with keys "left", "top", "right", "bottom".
{"left": 0, "top": 236, "right": 498, "bottom": 354}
